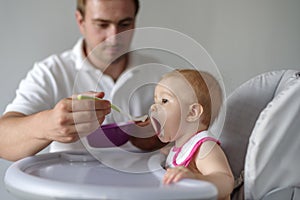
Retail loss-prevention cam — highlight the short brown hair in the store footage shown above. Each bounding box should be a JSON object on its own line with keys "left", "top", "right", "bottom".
{"left": 77, "top": 0, "right": 140, "bottom": 18}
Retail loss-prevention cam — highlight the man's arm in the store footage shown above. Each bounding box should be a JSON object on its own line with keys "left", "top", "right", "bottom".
{"left": 0, "top": 111, "right": 52, "bottom": 161}
{"left": 0, "top": 92, "right": 111, "bottom": 161}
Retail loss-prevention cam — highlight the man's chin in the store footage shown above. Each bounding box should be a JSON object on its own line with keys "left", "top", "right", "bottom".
{"left": 104, "top": 53, "right": 126, "bottom": 64}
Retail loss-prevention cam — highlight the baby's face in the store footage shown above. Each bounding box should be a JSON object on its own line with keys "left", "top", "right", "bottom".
{"left": 150, "top": 76, "right": 196, "bottom": 143}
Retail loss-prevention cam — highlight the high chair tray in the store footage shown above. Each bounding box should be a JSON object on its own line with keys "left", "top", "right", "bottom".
{"left": 5, "top": 151, "right": 217, "bottom": 200}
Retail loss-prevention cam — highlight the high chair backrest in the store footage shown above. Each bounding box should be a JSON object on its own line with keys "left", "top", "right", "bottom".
{"left": 218, "top": 70, "right": 300, "bottom": 200}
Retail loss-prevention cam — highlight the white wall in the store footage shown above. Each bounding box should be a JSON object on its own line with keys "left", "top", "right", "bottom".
{"left": 138, "top": 0, "right": 300, "bottom": 93}
{"left": 0, "top": 0, "right": 80, "bottom": 114}
{"left": 1, "top": 0, "right": 300, "bottom": 199}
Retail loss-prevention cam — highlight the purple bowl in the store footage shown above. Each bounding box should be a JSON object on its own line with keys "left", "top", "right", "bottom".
{"left": 86, "top": 122, "right": 132, "bottom": 148}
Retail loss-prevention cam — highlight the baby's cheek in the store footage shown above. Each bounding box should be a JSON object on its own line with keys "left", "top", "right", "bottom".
{"left": 164, "top": 119, "right": 179, "bottom": 138}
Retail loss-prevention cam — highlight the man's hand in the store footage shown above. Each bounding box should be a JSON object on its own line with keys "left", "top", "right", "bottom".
{"left": 0, "top": 91, "right": 111, "bottom": 161}
{"left": 41, "top": 92, "right": 111, "bottom": 143}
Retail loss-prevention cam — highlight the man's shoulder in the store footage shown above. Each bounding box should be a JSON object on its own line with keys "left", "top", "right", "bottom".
{"left": 35, "top": 39, "right": 82, "bottom": 71}
{"left": 33, "top": 51, "right": 74, "bottom": 73}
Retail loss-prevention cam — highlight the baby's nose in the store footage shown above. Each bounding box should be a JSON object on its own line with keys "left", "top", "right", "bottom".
{"left": 150, "top": 104, "right": 157, "bottom": 112}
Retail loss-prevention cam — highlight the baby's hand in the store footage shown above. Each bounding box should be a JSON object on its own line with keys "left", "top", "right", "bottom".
{"left": 163, "top": 166, "right": 195, "bottom": 184}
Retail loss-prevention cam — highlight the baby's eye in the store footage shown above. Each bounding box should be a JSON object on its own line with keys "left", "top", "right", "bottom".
{"left": 162, "top": 98, "right": 168, "bottom": 104}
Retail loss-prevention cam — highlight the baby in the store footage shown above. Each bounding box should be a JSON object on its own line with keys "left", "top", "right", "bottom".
{"left": 150, "top": 69, "right": 234, "bottom": 200}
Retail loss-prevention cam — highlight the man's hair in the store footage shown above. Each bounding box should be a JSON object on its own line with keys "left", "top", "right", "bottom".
{"left": 77, "top": 0, "right": 140, "bottom": 18}
{"left": 164, "top": 69, "right": 223, "bottom": 128}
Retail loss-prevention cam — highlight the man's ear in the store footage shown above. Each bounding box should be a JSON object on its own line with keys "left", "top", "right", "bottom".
{"left": 75, "top": 10, "right": 85, "bottom": 35}
{"left": 186, "top": 103, "right": 203, "bottom": 122}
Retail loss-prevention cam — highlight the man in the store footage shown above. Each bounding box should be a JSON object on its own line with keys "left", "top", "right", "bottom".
{"left": 0, "top": 0, "right": 164, "bottom": 161}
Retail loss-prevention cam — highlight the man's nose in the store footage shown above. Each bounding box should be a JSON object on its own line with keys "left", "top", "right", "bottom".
{"left": 106, "top": 25, "right": 119, "bottom": 45}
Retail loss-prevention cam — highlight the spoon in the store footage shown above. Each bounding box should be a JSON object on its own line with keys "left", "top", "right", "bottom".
{"left": 77, "top": 95, "right": 148, "bottom": 122}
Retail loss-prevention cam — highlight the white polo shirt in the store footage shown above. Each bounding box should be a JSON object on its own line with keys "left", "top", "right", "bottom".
{"left": 4, "top": 38, "right": 170, "bottom": 151}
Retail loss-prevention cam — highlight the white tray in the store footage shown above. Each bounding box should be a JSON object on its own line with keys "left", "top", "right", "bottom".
{"left": 5, "top": 151, "right": 217, "bottom": 200}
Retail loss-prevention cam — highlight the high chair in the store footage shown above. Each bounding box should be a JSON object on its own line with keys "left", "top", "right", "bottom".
{"left": 4, "top": 144, "right": 218, "bottom": 200}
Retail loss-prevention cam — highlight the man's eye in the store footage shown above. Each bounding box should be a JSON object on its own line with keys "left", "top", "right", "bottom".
{"left": 119, "top": 20, "right": 133, "bottom": 28}
{"left": 96, "top": 23, "right": 109, "bottom": 28}
{"left": 119, "top": 22, "right": 131, "bottom": 28}
{"left": 162, "top": 99, "right": 168, "bottom": 104}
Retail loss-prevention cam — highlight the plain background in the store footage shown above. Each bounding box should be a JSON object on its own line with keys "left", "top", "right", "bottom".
{"left": 1, "top": 0, "right": 300, "bottom": 199}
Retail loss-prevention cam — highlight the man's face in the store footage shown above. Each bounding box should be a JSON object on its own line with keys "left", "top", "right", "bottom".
{"left": 76, "top": 0, "right": 136, "bottom": 64}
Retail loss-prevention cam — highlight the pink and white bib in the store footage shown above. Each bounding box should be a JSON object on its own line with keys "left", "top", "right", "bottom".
{"left": 165, "top": 131, "right": 220, "bottom": 168}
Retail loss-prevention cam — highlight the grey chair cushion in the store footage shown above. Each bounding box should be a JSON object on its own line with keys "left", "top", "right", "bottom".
{"left": 219, "top": 70, "right": 288, "bottom": 179}
{"left": 245, "top": 70, "right": 300, "bottom": 199}
{"left": 217, "top": 70, "right": 300, "bottom": 200}
{"left": 262, "top": 187, "right": 300, "bottom": 200}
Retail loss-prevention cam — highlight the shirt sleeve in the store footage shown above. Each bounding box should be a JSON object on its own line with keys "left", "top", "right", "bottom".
{"left": 4, "top": 61, "right": 56, "bottom": 115}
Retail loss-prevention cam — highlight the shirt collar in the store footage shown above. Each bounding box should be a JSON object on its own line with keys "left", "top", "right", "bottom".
{"left": 72, "top": 38, "right": 101, "bottom": 73}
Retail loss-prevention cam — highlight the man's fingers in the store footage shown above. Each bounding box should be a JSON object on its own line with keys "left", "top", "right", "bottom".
{"left": 71, "top": 92, "right": 105, "bottom": 99}
{"left": 74, "top": 121, "right": 100, "bottom": 136}
{"left": 72, "top": 109, "right": 110, "bottom": 124}
{"left": 72, "top": 98, "right": 111, "bottom": 111}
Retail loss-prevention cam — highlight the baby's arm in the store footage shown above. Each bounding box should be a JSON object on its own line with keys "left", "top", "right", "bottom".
{"left": 195, "top": 141, "right": 234, "bottom": 200}
{"left": 163, "top": 141, "right": 234, "bottom": 200}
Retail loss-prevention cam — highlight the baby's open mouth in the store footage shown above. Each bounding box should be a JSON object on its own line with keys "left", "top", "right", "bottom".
{"left": 150, "top": 117, "right": 162, "bottom": 136}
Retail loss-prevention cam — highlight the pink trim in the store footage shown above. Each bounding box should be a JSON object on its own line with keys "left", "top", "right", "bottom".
{"left": 172, "top": 146, "right": 181, "bottom": 152}
{"left": 172, "top": 137, "right": 220, "bottom": 167}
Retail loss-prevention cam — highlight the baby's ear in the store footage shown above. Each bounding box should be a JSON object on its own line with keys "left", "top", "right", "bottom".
{"left": 186, "top": 103, "right": 203, "bottom": 122}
